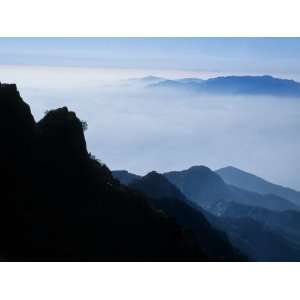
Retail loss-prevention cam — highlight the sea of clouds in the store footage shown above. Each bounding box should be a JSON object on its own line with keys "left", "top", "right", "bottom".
{"left": 1, "top": 65, "right": 300, "bottom": 190}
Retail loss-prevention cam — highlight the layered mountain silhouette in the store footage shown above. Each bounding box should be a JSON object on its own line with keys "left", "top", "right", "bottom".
{"left": 205, "top": 211, "right": 300, "bottom": 261}
{"left": 204, "top": 201, "right": 300, "bottom": 261}
{"left": 222, "top": 202, "right": 300, "bottom": 242}
{"left": 163, "top": 166, "right": 299, "bottom": 214}
{"left": 113, "top": 165, "right": 300, "bottom": 261}
{"left": 128, "top": 171, "right": 245, "bottom": 261}
{"left": 163, "top": 166, "right": 300, "bottom": 261}
{"left": 0, "top": 82, "right": 215, "bottom": 261}
{"left": 147, "top": 75, "right": 300, "bottom": 97}
{"left": 216, "top": 166, "right": 300, "bottom": 206}
{"left": 164, "top": 166, "right": 233, "bottom": 215}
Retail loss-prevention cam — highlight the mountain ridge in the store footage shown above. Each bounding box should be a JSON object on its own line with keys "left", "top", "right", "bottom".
{"left": 146, "top": 75, "right": 300, "bottom": 97}
{"left": 216, "top": 166, "right": 300, "bottom": 206}
{"left": 163, "top": 165, "right": 298, "bottom": 214}
{"left": 113, "top": 165, "right": 300, "bottom": 213}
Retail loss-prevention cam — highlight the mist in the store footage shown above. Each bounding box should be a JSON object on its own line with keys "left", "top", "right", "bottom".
{"left": 1, "top": 65, "right": 300, "bottom": 190}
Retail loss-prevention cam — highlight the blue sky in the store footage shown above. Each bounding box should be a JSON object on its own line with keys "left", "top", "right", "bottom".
{"left": 1, "top": 38, "right": 300, "bottom": 77}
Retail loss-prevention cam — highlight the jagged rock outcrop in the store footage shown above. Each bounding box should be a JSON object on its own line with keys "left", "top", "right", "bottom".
{"left": 37, "top": 107, "right": 88, "bottom": 161}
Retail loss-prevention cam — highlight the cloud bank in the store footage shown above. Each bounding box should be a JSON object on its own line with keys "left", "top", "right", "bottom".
{"left": 1, "top": 65, "right": 299, "bottom": 190}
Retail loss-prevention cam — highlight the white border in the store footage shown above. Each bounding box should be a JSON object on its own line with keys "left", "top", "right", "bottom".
{"left": 0, "top": 0, "right": 299, "bottom": 299}
{"left": 0, "top": 262, "right": 299, "bottom": 299}
{"left": 0, "top": 0, "right": 299, "bottom": 36}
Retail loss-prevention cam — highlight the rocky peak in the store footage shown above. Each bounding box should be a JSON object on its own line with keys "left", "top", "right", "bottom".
{"left": 0, "top": 82, "right": 35, "bottom": 125}
{"left": 37, "top": 107, "right": 88, "bottom": 160}
{"left": 0, "top": 82, "right": 36, "bottom": 159}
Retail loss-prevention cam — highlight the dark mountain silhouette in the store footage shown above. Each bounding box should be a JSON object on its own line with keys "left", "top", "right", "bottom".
{"left": 164, "top": 166, "right": 298, "bottom": 214}
{"left": 0, "top": 82, "right": 212, "bottom": 261}
{"left": 149, "top": 75, "right": 300, "bottom": 97}
{"left": 128, "top": 171, "right": 245, "bottom": 261}
{"left": 112, "top": 170, "right": 141, "bottom": 185}
{"left": 216, "top": 166, "right": 300, "bottom": 206}
{"left": 129, "top": 171, "right": 188, "bottom": 201}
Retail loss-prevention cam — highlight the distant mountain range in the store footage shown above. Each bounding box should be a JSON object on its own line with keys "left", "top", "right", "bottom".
{"left": 137, "top": 75, "right": 300, "bottom": 97}
{"left": 216, "top": 166, "right": 300, "bottom": 205}
{"left": 164, "top": 166, "right": 300, "bottom": 214}
{"left": 126, "top": 76, "right": 164, "bottom": 86}
{"left": 113, "top": 165, "right": 300, "bottom": 261}
{"left": 113, "top": 166, "right": 300, "bottom": 213}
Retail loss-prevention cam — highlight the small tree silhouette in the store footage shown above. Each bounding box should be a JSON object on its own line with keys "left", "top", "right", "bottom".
{"left": 81, "top": 120, "right": 88, "bottom": 131}
{"left": 88, "top": 152, "right": 102, "bottom": 164}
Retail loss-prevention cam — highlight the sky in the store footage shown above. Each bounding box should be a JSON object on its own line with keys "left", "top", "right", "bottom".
{"left": 1, "top": 38, "right": 300, "bottom": 190}
{"left": 1, "top": 37, "right": 300, "bottom": 76}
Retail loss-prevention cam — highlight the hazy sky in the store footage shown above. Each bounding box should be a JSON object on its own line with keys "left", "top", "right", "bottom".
{"left": 0, "top": 38, "right": 300, "bottom": 190}
{"left": 1, "top": 38, "right": 300, "bottom": 77}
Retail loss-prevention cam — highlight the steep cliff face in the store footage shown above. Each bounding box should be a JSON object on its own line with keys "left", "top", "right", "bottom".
{"left": 0, "top": 83, "right": 204, "bottom": 261}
